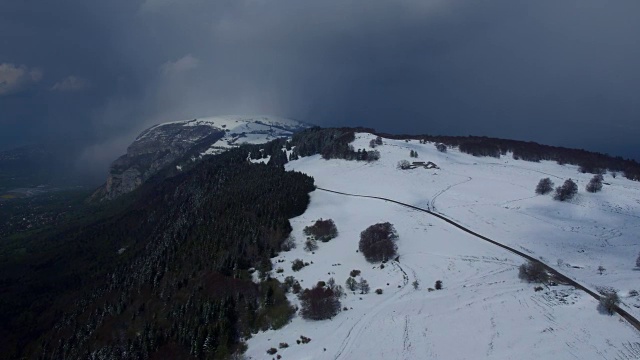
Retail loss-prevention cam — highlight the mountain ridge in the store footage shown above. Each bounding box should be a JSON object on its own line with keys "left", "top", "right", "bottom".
{"left": 92, "top": 115, "right": 311, "bottom": 201}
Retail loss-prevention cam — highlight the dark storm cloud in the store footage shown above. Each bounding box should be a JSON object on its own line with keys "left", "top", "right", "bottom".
{"left": 1, "top": 0, "right": 639, "bottom": 177}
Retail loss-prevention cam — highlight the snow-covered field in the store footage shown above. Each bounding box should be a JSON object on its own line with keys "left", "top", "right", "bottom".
{"left": 245, "top": 133, "right": 640, "bottom": 359}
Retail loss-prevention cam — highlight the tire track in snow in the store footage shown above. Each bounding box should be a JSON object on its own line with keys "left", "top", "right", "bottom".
{"left": 317, "top": 187, "right": 640, "bottom": 335}
{"left": 429, "top": 175, "right": 472, "bottom": 212}
{"left": 332, "top": 260, "right": 411, "bottom": 360}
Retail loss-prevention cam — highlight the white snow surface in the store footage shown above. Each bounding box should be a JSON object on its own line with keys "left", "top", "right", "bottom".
{"left": 245, "top": 133, "right": 640, "bottom": 360}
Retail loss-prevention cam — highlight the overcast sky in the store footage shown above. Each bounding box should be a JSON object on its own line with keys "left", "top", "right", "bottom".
{"left": 1, "top": 0, "right": 639, "bottom": 175}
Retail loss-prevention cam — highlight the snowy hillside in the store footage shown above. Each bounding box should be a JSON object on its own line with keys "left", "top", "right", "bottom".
{"left": 95, "top": 115, "right": 309, "bottom": 200}
{"left": 245, "top": 133, "right": 640, "bottom": 359}
{"left": 144, "top": 115, "right": 309, "bottom": 156}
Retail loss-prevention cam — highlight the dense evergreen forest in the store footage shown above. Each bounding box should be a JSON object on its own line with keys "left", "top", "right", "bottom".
{"left": 0, "top": 142, "right": 314, "bottom": 359}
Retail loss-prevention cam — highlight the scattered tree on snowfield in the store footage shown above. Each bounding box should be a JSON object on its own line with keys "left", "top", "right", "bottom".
{"left": 359, "top": 222, "right": 399, "bottom": 263}
{"left": 303, "top": 219, "right": 338, "bottom": 242}
{"left": 586, "top": 174, "right": 604, "bottom": 193}
{"left": 553, "top": 179, "right": 578, "bottom": 201}
{"left": 518, "top": 261, "right": 549, "bottom": 283}
{"left": 535, "top": 178, "right": 554, "bottom": 195}
{"left": 599, "top": 291, "right": 620, "bottom": 315}
{"left": 397, "top": 160, "right": 411, "bottom": 170}
{"left": 345, "top": 277, "right": 358, "bottom": 292}
{"left": 359, "top": 279, "right": 370, "bottom": 294}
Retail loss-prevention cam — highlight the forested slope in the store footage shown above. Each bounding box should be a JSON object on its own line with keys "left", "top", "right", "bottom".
{"left": 0, "top": 145, "right": 315, "bottom": 359}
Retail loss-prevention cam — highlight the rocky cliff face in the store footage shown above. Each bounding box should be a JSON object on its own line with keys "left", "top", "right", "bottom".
{"left": 93, "top": 115, "right": 309, "bottom": 200}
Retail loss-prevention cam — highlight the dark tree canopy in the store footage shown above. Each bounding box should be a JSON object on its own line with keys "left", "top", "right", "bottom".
{"left": 599, "top": 291, "right": 620, "bottom": 315}
{"left": 554, "top": 179, "right": 578, "bottom": 201}
{"left": 586, "top": 174, "right": 604, "bottom": 193}
{"left": 299, "top": 284, "right": 341, "bottom": 320}
{"left": 303, "top": 218, "right": 338, "bottom": 242}
{"left": 518, "top": 261, "right": 549, "bottom": 283}
{"left": 359, "top": 222, "right": 399, "bottom": 263}
{"left": 290, "top": 127, "right": 380, "bottom": 162}
{"left": 0, "top": 142, "right": 315, "bottom": 359}
{"left": 535, "top": 178, "right": 554, "bottom": 195}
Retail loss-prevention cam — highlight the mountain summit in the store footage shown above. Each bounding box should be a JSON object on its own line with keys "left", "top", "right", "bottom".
{"left": 92, "top": 115, "right": 310, "bottom": 200}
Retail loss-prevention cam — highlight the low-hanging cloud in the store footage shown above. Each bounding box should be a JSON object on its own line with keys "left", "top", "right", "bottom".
{"left": 0, "top": 63, "right": 43, "bottom": 96}
{"left": 51, "top": 76, "right": 90, "bottom": 92}
{"left": 1, "top": 0, "right": 640, "bottom": 178}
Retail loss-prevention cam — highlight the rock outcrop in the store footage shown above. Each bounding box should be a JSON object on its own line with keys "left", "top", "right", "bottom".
{"left": 92, "top": 115, "right": 308, "bottom": 200}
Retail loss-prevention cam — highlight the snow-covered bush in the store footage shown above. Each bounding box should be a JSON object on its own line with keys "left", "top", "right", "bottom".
{"left": 435, "top": 143, "right": 447, "bottom": 153}
{"left": 599, "top": 291, "right": 620, "bottom": 315}
{"left": 350, "top": 269, "right": 361, "bottom": 277}
{"left": 292, "top": 259, "right": 306, "bottom": 272}
{"left": 359, "top": 222, "right": 399, "bottom": 262}
{"left": 303, "top": 219, "right": 338, "bottom": 242}
{"left": 518, "top": 261, "right": 549, "bottom": 283}
{"left": 397, "top": 160, "right": 411, "bottom": 170}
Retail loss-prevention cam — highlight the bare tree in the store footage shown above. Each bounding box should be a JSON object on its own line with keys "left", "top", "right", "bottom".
{"left": 518, "top": 261, "right": 549, "bottom": 283}
{"left": 586, "top": 174, "right": 604, "bottom": 193}
{"left": 599, "top": 291, "right": 620, "bottom": 315}
{"left": 554, "top": 179, "right": 578, "bottom": 201}
{"left": 397, "top": 160, "right": 411, "bottom": 170}
{"left": 535, "top": 178, "right": 554, "bottom": 195}
{"left": 345, "top": 277, "right": 358, "bottom": 292}
{"left": 359, "top": 278, "right": 370, "bottom": 294}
